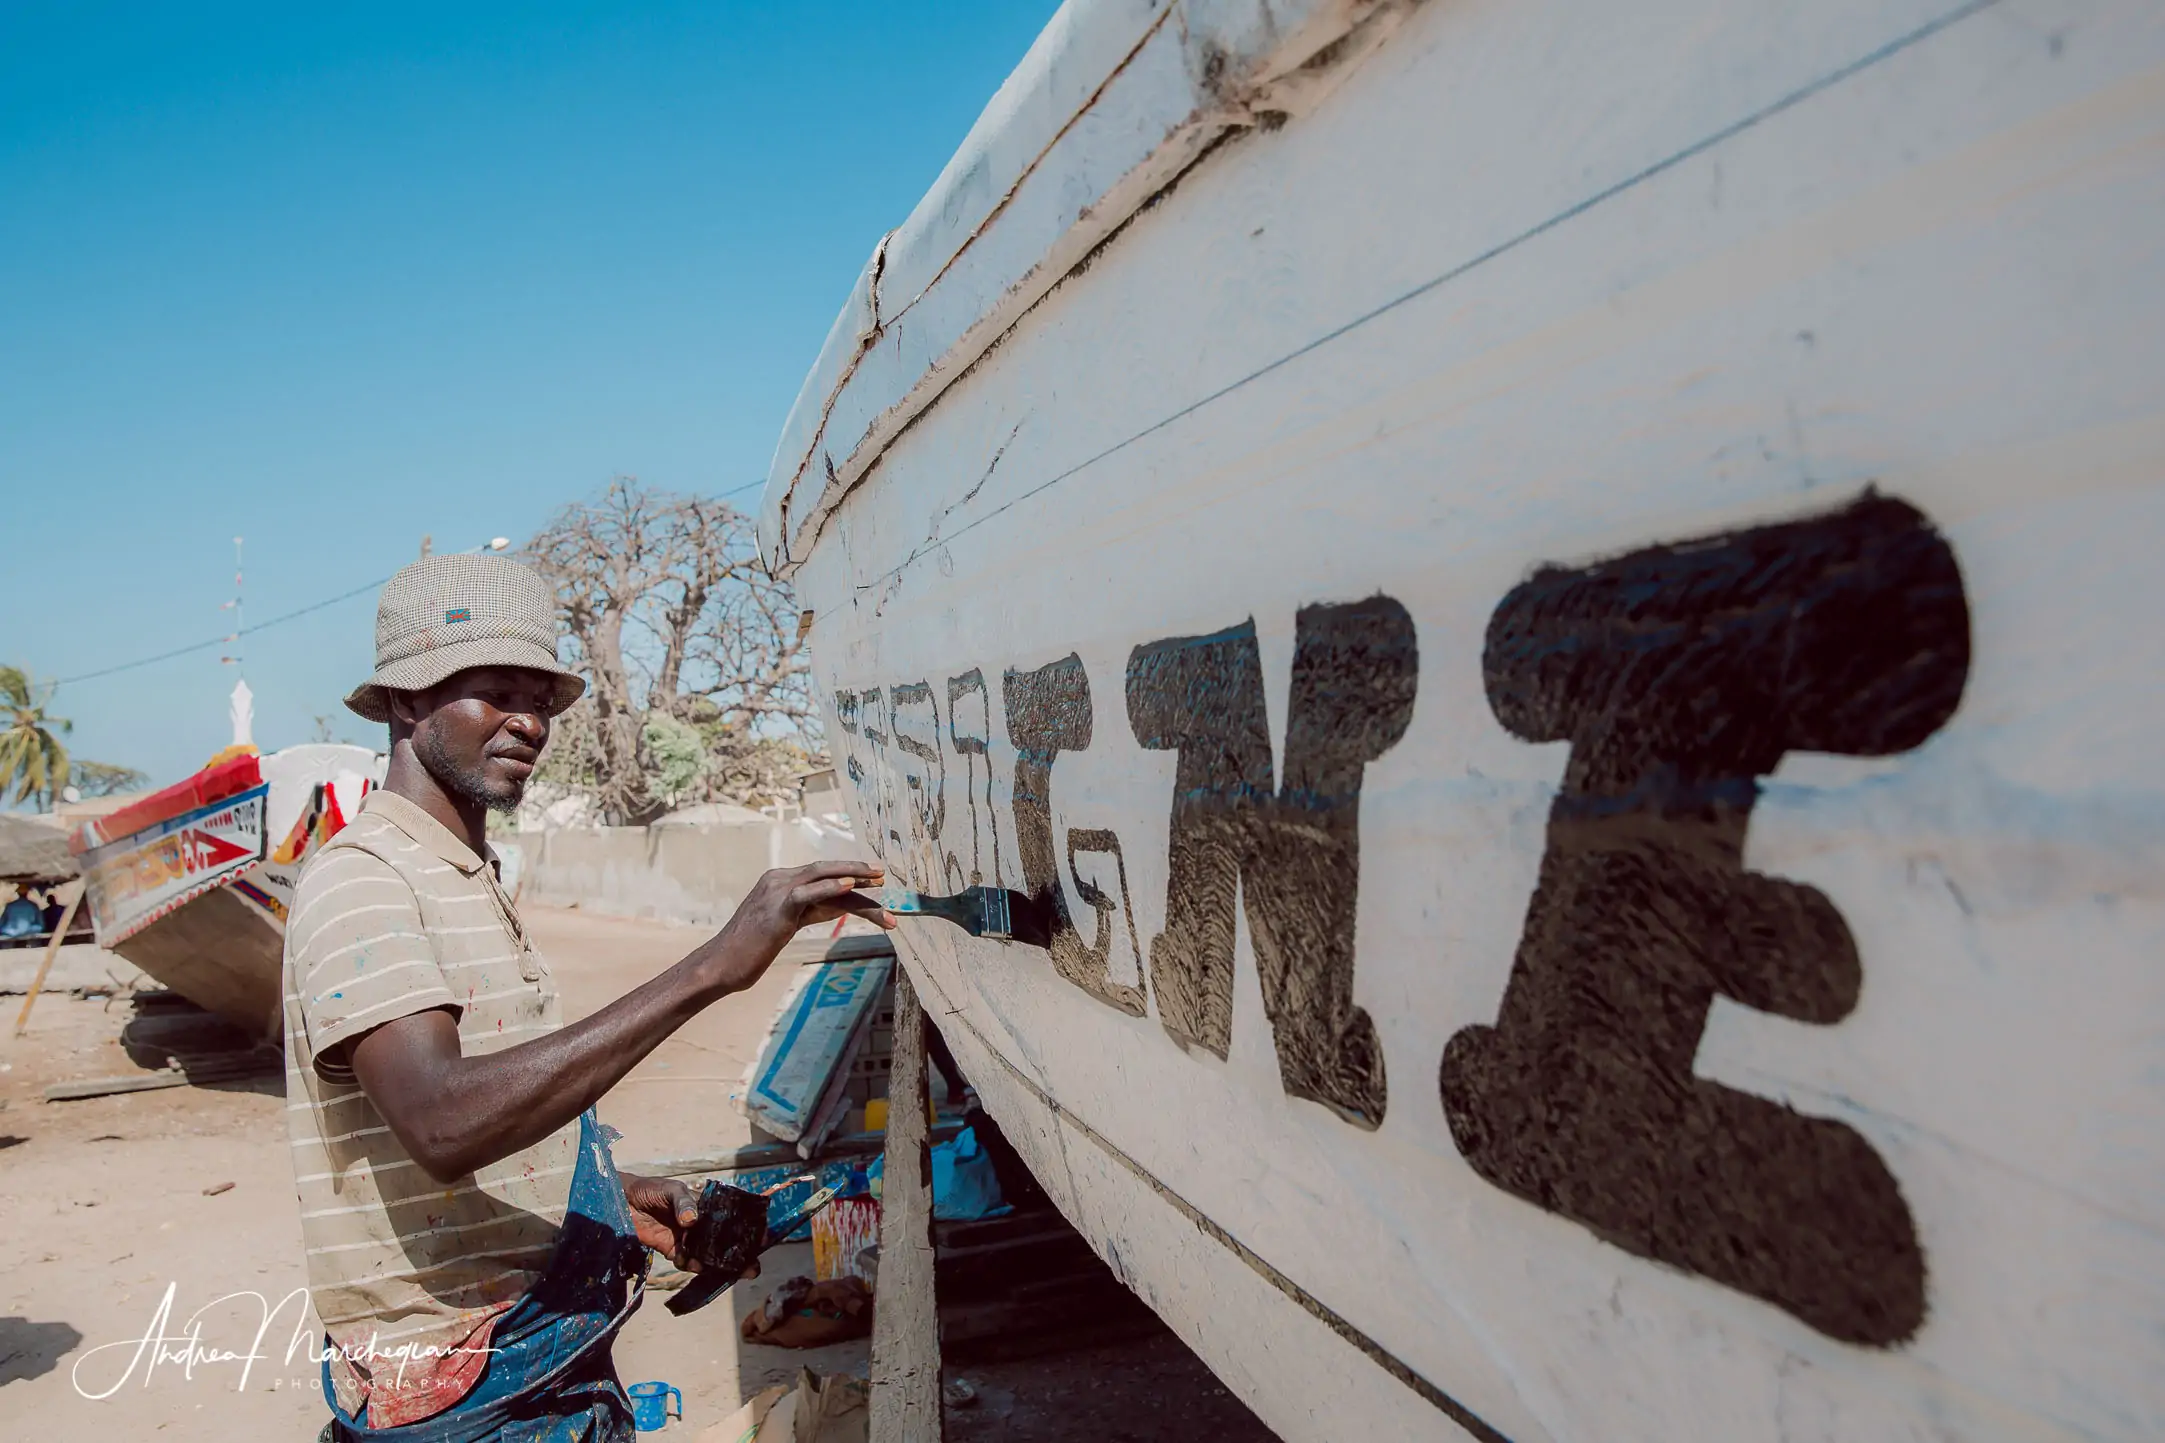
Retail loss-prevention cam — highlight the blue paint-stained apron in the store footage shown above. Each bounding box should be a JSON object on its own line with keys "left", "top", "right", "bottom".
{"left": 320, "top": 1112, "right": 647, "bottom": 1443}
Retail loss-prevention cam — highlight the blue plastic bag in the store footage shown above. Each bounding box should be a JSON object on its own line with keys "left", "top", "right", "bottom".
{"left": 867, "top": 1127, "right": 1010, "bottom": 1222}
{"left": 931, "top": 1127, "right": 1009, "bottom": 1221}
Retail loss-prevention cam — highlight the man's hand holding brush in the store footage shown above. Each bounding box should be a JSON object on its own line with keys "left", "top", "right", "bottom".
{"left": 689, "top": 860, "right": 897, "bottom": 995}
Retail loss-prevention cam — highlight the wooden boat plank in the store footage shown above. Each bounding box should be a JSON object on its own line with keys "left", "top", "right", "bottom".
{"left": 869, "top": 968, "right": 945, "bottom": 1440}
{"left": 45, "top": 1051, "right": 281, "bottom": 1101}
{"left": 626, "top": 1119, "right": 965, "bottom": 1182}
{"left": 762, "top": 0, "right": 1430, "bottom": 575}
{"left": 107, "top": 886, "right": 284, "bottom": 1043}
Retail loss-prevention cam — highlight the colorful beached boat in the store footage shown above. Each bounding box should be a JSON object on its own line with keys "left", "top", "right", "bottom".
{"left": 69, "top": 744, "right": 378, "bottom": 1040}
{"left": 760, "top": 2, "right": 2165, "bottom": 1439}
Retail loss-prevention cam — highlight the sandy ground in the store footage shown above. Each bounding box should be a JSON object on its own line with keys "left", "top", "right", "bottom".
{"left": 0, "top": 904, "right": 1274, "bottom": 1440}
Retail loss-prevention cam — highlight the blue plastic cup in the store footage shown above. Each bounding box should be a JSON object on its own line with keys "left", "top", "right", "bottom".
{"left": 627, "top": 1380, "right": 682, "bottom": 1431}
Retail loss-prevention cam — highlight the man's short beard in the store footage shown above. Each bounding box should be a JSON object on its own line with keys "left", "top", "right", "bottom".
{"left": 415, "top": 726, "right": 526, "bottom": 813}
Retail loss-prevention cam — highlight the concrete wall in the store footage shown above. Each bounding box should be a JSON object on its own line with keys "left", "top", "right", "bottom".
{"left": 515, "top": 818, "right": 850, "bottom": 926}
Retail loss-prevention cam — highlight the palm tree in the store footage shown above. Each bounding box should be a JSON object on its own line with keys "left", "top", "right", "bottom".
{"left": 0, "top": 666, "right": 71, "bottom": 810}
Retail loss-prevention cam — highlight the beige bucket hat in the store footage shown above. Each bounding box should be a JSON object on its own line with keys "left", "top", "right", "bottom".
{"left": 343, "top": 553, "right": 586, "bottom": 723}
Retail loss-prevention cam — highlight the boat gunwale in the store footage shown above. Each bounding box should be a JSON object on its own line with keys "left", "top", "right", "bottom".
{"left": 757, "top": 0, "right": 1422, "bottom": 578}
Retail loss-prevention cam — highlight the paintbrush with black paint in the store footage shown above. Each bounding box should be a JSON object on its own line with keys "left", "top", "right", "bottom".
{"left": 881, "top": 884, "right": 1050, "bottom": 946}
{"left": 665, "top": 1175, "right": 844, "bottom": 1317}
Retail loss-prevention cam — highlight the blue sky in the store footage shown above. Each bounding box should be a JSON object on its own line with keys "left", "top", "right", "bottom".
{"left": 0, "top": 1, "right": 1053, "bottom": 792}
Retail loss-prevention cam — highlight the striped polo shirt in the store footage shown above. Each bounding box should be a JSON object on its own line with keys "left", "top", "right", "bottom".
{"left": 282, "top": 790, "right": 579, "bottom": 1427}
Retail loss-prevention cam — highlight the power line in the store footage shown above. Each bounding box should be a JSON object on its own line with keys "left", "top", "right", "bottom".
{"left": 51, "top": 481, "right": 769, "bottom": 690}
{"left": 56, "top": 575, "right": 393, "bottom": 688}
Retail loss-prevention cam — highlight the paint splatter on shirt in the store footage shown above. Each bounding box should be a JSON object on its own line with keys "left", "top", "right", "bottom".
{"left": 282, "top": 791, "right": 576, "bottom": 1427}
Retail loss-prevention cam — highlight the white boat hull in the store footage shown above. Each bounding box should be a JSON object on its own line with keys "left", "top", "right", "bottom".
{"left": 764, "top": 2, "right": 2165, "bottom": 1438}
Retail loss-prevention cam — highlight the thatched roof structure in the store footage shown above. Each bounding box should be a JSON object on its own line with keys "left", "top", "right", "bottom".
{"left": 0, "top": 813, "right": 78, "bottom": 883}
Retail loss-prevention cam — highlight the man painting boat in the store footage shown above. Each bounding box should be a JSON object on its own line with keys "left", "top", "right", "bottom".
{"left": 283, "top": 553, "right": 892, "bottom": 1441}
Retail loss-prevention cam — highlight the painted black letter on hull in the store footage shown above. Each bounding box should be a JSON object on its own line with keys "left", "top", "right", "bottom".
{"left": 891, "top": 682, "right": 945, "bottom": 849}
{"left": 1067, "top": 827, "right": 1143, "bottom": 1009}
{"left": 1005, "top": 654, "right": 1145, "bottom": 1015}
{"left": 834, "top": 690, "right": 879, "bottom": 860}
{"left": 1127, "top": 598, "right": 1417, "bottom": 1128}
{"left": 947, "top": 670, "right": 1001, "bottom": 893}
{"left": 1442, "top": 492, "right": 1967, "bottom": 1346}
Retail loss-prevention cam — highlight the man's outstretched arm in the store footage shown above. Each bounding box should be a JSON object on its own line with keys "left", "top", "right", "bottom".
{"left": 348, "top": 860, "right": 891, "bottom": 1183}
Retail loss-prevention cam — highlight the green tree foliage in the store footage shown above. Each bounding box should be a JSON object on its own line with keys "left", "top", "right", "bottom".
{"left": 72, "top": 760, "right": 150, "bottom": 798}
{"left": 642, "top": 712, "right": 705, "bottom": 808}
{"left": 0, "top": 666, "right": 71, "bottom": 809}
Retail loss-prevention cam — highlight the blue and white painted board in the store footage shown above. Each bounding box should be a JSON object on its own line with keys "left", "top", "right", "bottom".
{"left": 734, "top": 955, "right": 893, "bottom": 1145}
{"left": 761, "top": 2, "right": 2165, "bottom": 1439}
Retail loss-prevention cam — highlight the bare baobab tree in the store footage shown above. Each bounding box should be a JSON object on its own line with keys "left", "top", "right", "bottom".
{"left": 524, "top": 478, "right": 817, "bottom": 824}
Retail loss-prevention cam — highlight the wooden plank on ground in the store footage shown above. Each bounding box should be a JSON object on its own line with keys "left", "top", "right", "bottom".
{"left": 44, "top": 1052, "right": 281, "bottom": 1101}
{"left": 869, "top": 965, "right": 943, "bottom": 1442}
{"left": 629, "top": 1119, "right": 964, "bottom": 1180}
{"left": 12, "top": 879, "right": 84, "bottom": 1037}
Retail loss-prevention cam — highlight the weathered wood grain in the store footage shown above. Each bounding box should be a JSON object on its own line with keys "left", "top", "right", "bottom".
{"left": 12, "top": 879, "right": 83, "bottom": 1036}
{"left": 868, "top": 966, "right": 944, "bottom": 1442}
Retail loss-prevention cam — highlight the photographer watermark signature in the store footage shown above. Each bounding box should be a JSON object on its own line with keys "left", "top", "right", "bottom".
{"left": 71, "top": 1283, "right": 496, "bottom": 1400}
